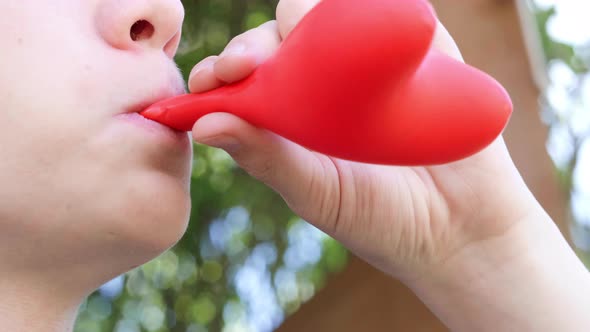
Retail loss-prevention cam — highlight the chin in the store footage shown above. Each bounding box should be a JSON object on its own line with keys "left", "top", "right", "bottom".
{"left": 47, "top": 166, "right": 193, "bottom": 293}
{"left": 108, "top": 170, "right": 192, "bottom": 263}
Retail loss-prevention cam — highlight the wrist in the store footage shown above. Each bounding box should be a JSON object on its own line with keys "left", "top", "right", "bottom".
{"left": 407, "top": 205, "right": 590, "bottom": 332}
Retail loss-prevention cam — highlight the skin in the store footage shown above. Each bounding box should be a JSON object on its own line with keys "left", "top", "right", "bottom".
{"left": 192, "top": 0, "right": 590, "bottom": 331}
{"left": 1, "top": 0, "right": 192, "bottom": 330}
{"left": 190, "top": 0, "right": 558, "bottom": 285}
{"left": 1, "top": 0, "right": 590, "bottom": 331}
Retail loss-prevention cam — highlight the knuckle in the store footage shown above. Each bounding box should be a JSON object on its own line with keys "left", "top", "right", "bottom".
{"left": 189, "top": 56, "right": 217, "bottom": 80}
{"left": 276, "top": 0, "right": 293, "bottom": 17}
{"left": 294, "top": 154, "right": 344, "bottom": 234}
{"left": 202, "top": 55, "right": 218, "bottom": 62}
{"left": 192, "top": 56, "right": 217, "bottom": 70}
{"left": 228, "top": 34, "right": 246, "bottom": 45}
{"left": 230, "top": 144, "right": 276, "bottom": 185}
{"left": 239, "top": 20, "right": 278, "bottom": 40}
{"left": 247, "top": 158, "right": 275, "bottom": 184}
{"left": 258, "top": 20, "right": 278, "bottom": 31}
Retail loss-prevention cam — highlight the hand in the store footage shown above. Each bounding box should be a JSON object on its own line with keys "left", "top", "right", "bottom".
{"left": 189, "top": 0, "right": 537, "bottom": 280}
{"left": 189, "top": 1, "right": 590, "bottom": 331}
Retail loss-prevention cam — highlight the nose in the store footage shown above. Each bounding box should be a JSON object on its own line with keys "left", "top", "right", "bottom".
{"left": 96, "top": 0, "right": 184, "bottom": 58}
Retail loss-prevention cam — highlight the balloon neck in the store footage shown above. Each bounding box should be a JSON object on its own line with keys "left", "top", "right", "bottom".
{"left": 141, "top": 83, "right": 251, "bottom": 131}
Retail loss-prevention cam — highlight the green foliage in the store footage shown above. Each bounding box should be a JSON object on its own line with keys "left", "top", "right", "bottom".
{"left": 533, "top": 3, "right": 589, "bottom": 183}
{"left": 534, "top": 6, "right": 588, "bottom": 73}
{"left": 532, "top": 4, "right": 590, "bottom": 265}
{"left": 176, "top": 0, "right": 278, "bottom": 79}
{"left": 75, "top": 1, "right": 348, "bottom": 331}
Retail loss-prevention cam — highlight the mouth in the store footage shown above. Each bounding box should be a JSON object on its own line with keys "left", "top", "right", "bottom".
{"left": 122, "top": 84, "right": 188, "bottom": 130}
{"left": 114, "top": 89, "right": 191, "bottom": 146}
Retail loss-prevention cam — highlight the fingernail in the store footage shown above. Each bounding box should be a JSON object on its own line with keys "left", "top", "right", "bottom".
{"left": 198, "top": 136, "right": 241, "bottom": 154}
{"left": 189, "top": 62, "right": 211, "bottom": 82}
{"left": 189, "top": 67, "right": 204, "bottom": 82}
{"left": 221, "top": 43, "right": 247, "bottom": 57}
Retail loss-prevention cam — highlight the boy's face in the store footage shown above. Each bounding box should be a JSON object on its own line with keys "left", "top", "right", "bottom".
{"left": 0, "top": 0, "right": 192, "bottom": 285}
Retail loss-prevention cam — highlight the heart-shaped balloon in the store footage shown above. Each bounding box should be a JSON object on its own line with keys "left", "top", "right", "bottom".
{"left": 141, "top": 0, "right": 512, "bottom": 165}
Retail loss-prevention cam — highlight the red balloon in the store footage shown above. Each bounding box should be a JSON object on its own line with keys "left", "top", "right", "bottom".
{"left": 141, "top": 0, "right": 512, "bottom": 165}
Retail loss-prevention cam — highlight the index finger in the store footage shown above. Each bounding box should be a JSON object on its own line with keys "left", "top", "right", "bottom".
{"left": 276, "top": 0, "right": 321, "bottom": 39}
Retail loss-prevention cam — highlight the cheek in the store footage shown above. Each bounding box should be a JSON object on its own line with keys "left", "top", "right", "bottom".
{"left": 0, "top": 30, "right": 105, "bottom": 187}
{"left": 0, "top": 52, "right": 105, "bottom": 228}
{"left": 0, "top": 2, "right": 192, "bottom": 264}
{"left": 0, "top": 3, "right": 107, "bottom": 125}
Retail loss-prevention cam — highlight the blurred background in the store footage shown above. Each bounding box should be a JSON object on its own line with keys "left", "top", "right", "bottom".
{"left": 74, "top": 0, "right": 589, "bottom": 331}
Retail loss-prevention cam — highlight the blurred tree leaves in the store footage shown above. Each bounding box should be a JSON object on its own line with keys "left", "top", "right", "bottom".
{"left": 533, "top": 2, "right": 589, "bottom": 188}
{"left": 176, "top": 0, "right": 278, "bottom": 80}
{"left": 534, "top": 6, "right": 588, "bottom": 73}
{"left": 74, "top": 1, "right": 348, "bottom": 332}
{"left": 532, "top": 3, "right": 590, "bottom": 264}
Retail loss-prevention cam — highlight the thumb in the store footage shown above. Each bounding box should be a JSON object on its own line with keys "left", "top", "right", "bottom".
{"left": 192, "top": 113, "right": 341, "bottom": 223}
{"left": 276, "top": 0, "right": 321, "bottom": 39}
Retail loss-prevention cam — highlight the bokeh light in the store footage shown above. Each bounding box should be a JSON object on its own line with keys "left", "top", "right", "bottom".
{"left": 532, "top": 1, "right": 590, "bottom": 259}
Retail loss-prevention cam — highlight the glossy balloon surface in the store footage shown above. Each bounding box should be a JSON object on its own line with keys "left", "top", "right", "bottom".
{"left": 142, "top": 0, "right": 512, "bottom": 165}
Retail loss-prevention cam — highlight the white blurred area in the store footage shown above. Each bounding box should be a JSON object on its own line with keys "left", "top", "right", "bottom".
{"left": 533, "top": 0, "right": 590, "bottom": 45}
{"left": 533, "top": 1, "right": 590, "bottom": 237}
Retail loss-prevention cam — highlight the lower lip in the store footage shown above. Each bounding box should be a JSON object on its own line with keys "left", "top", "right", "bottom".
{"left": 115, "top": 112, "right": 190, "bottom": 146}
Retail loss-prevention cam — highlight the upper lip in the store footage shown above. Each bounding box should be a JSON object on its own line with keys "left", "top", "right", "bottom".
{"left": 124, "top": 78, "right": 186, "bottom": 115}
